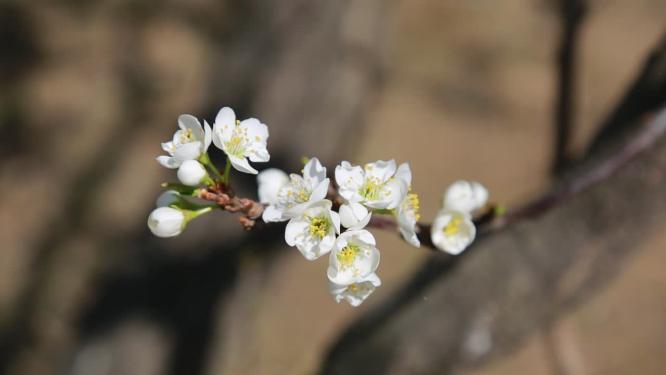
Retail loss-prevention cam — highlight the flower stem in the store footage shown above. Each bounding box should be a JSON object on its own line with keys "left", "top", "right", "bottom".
{"left": 183, "top": 206, "right": 213, "bottom": 224}
{"left": 199, "top": 153, "right": 224, "bottom": 182}
{"left": 222, "top": 158, "right": 232, "bottom": 184}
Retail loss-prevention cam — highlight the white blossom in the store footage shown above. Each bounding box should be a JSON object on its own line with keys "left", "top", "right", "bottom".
{"left": 443, "top": 180, "right": 488, "bottom": 214}
{"left": 147, "top": 207, "right": 185, "bottom": 238}
{"left": 329, "top": 273, "right": 381, "bottom": 307}
{"left": 327, "top": 230, "right": 380, "bottom": 285}
{"left": 177, "top": 160, "right": 208, "bottom": 186}
{"left": 212, "top": 107, "right": 269, "bottom": 174}
{"left": 335, "top": 160, "right": 408, "bottom": 210}
{"left": 430, "top": 208, "right": 476, "bottom": 255}
{"left": 396, "top": 191, "right": 421, "bottom": 247}
{"left": 257, "top": 168, "right": 289, "bottom": 204}
{"left": 285, "top": 199, "right": 340, "bottom": 260}
{"left": 157, "top": 114, "right": 212, "bottom": 169}
{"left": 339, "top": 202, "right": 371, "bottom": 230}
{"left": 262, "top": 158, "right": 330, "bottom": 222}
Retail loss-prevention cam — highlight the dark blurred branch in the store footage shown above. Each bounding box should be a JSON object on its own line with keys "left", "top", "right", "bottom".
{"left": 552, "top": 0, "right": 588, "bottom": 175}
{"left": 321, "top": 106, "right": 666, "bottom": 374}
{"left": 586, "top": 34, "right": 666, "bottom": 156}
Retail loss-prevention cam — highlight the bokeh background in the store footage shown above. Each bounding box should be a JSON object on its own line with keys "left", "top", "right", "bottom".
{"left": 0, "top": 0, "right": 665, "bottom": 374}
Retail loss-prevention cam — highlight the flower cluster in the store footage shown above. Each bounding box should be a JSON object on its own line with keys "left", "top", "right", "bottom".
{"left": 147, "top": 106, "right": 490, "bottom": 307}
{"left": 258, "top": 158, "right": 417, "bottom": 306}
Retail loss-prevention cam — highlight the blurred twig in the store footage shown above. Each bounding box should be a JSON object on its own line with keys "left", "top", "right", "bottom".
{"left": 586, "top": 34, "right": 666, "bottom": 157}
{"left": 552, "top": 0, "right": 588, "bottom": 175}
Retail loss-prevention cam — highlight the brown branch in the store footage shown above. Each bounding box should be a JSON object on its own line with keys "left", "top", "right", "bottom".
{"left": 199, "top": 185, "right": 265, "bottom": 230}
{"left": 203, "top": 108, "right": 666, "bottom": 249}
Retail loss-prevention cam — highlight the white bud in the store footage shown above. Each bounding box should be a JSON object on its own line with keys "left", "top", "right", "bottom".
{"left": 443, "top": 180, "right": 488, "bottom": 214}
{"left": 177, "top": 160, "right": 207, "bottom": 186}
{"left": 257, "top": 168, "right": 289, "bottom": 204}
{"left": 147, "top": 207, "right": 185, "bottom": 238}
{"left": 339, "top": 202, "right": 371, "bottom": 229}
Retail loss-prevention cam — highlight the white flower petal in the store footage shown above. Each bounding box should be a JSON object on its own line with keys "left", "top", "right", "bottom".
{"left": 173, "top": 141, "right": 202, "bottom": 162}
{"left": 262, "top": 205, "right": 286, "bottom": 223}
{"left": 335, "top": 161, "right": 365, "bottom": 202}
{"left": 329, "top": 272, "right": 381, "bottom": 307}
{"left": 330, "top": 210, "right": 341, "bottom": 234}
{"left": 395, "top": 162, "right": 412, "bottom": 187}
{"left": 364, "top": 159, "right": 396, "bottom": 183}
{"left": 355, "top": 229, "right": 377, "bottom": 246}
{"left": 310, "top": 178, "right": 330, "bottom": 202}
{"left": 339, "top": 202, "right": 370, "bottom": 230}
{"left": 303, "top": 157, "right": 327, "bottom": 188}
{"left": 443, "top": 180, "right": 489, "bottom": 214}
{"left": 240, "top": 118, "right": 268, "bottom": 142}
{"left": 284, "top": 219, "right": 308, "bottom": 246}
{"left": 161, "top": 142, "right": 175, "bottom": 154}
{"left": 212, "top": 107, "right": 236, "bottom": 148}
{"left": 229, "top": 155, "right": 258, "bottom": 174}
{"left": 203, "top": 120, "right": 213, "bottom": 151}
{"left": 178, "top": 114, "right": 202, "bottom": 135}
{"left": 156, "top": 155, "right": 180, "bottom": 169}
{"left": 257, "top": 168, "right": 289, "bottom": 204}
{"left": 399, "top": 225, "right": 420, "bottom": 247}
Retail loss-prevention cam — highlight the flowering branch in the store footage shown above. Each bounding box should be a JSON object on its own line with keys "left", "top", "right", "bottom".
{"left": 149, "top": 106, "right": 489, "bottom": 306}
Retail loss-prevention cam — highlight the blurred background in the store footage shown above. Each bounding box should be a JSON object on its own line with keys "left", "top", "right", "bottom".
{"left": 0, "top": 0, "right": 665, "bottom": 374}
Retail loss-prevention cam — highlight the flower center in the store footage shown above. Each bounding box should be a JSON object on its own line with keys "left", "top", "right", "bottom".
{"left": 224, "top": 127, "right": 248, "bottom": 158}
{"left": 337, "top": 244, "right": 360, "bottom": 268}
{"left": 308, "top": 216, "right": 329, "bottom": 238}
{"left": 443, "top": 217, "right": 463, "bottom": 237}
{"left": 359, "top": 177, "right": 383, "bottom": 201}
{"left": 178, "top": 128, "right": 195, "bottom": 144}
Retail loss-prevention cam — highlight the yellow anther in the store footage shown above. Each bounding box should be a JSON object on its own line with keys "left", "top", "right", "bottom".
{"left": 337, "top": 244, "right": 360, "bottom": 268}
{"left": 359, "top": 178, "right": 382, "bottom": 201}
{"left": 309, "top": 217, "right": 329, "bottom": 238}
{"left": 297, "top": 188, "right": 309, "bottom": 202}
{"left": 443, "top": 217, "right": 463, "bottom": 237}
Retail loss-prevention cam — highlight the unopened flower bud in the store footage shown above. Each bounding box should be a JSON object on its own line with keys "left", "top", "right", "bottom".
{"left": 147, "top": 207, "right": 185, "bottom": 238}
{"left": 177, "top": 160, "right": 207, "bottom": 186}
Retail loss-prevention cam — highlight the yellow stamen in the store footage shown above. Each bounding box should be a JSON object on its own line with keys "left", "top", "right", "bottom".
{"left": 359, "top": 177, "right": 382, "bottom": 201}
{"left": 337, "top": 244, "right": 360, "bottom": 268}
{"left": 309, "top": 216, "right": 329, "bottom": 238}
{"left": 443, "top": 217, "right": 463, "bottom": 237}
{"left": 407, "top": 192, "right": 420, "bottom": 221}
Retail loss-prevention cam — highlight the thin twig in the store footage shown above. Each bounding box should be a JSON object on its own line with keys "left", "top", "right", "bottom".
{"left": 200, "top": 108, "right": 666, "bottom": 250}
